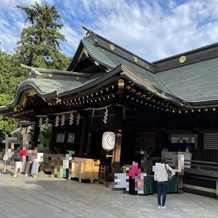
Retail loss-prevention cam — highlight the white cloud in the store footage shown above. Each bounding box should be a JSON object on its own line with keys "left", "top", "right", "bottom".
{"left": 1, "top": 0, "right": 218, "bottom": 62}
{"left": 74, "top": 0, "right": 218, "bottom": 61}
{"left": 60, "top": 24, "right": 82, "bottom": 56}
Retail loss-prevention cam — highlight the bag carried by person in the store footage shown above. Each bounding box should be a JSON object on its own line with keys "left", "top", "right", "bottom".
{"left": 164, "top": 164, "right": 172, "bottom": 180}
{"left": 3, "top": 154, "right": 10, "bottom": 163}
{"left": 3, "top": 154, "right": 8, "bottom": 161}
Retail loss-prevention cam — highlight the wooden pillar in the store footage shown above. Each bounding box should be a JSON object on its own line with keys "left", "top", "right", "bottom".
{"left": 216, "top": 179, "right": 218, "bottom": 199}
{"left": 156, "top": 128, "right": 164, "bottom": 157}
{"left": 32, "top": 120, "right": 40, "bottom": 148}
{"left": 111, "top": 110, "right": 123, "bottom": 173}
{"left": 197, "top": 133, "right": 204, "bottom": 160}
{"left": 86, "top": 132, "right": 92, "bottom": 156}
{"left": 79, "top": 117, "right": 90, "bottom": 157}
{"left": 112, "top": 129, "right": 122, "bottom": 172}
{"left": 49, "top": 121, "right": 56, "bottom": 152}
{"left": 21, "top": 126, "right": 28, "bottom": 148}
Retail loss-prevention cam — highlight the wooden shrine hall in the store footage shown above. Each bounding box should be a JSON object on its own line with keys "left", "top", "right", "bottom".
{"left": 0, "top": 26, "right": 218, "bottom": 198}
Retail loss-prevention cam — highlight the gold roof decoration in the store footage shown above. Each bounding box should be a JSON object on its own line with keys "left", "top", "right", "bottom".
{"left": 109, "top": 44, "right": 115, "bottom": 51}
{"left": 27, "top": 90, "right": 36, "bottom": 97}
{"left": 84, "top": 49, "right": 89, "bottom": 57}
{"left": 55, "top": 98, "right": 61, "bottom": 103}
{"left": 179, "top": 56, "right": 186, "bottom": 63}
{"left": 94, "top": 61, "right": 99, "bottom": 66}
{"left": 133, "top": 56, "right": 138, "bottom": 63}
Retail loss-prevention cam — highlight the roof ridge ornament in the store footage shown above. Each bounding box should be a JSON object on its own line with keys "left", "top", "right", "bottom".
{"left": 21, "top": 63, "right": 91, "bottom": 77}
{"left": 21, "top": 64, "right": 42, "bottom": 76}
{"left": 81, "top": 25, "right": 98, "bottom": 45}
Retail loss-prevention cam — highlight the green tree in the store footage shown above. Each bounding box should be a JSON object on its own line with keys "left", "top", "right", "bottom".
{"left": 0, "top": 2, "right": 71, "bottom": 136}
{"left": 0, "top": 50, "right": 23, "bottom": 135}
{"left": 0, "top": 50, "right": 26, "bottom": 96}
{"left": 16, "top": 2, "right": 70, "bottom": 70}
{"left": 39, "top": 124, "right": 52, "bottom": 148}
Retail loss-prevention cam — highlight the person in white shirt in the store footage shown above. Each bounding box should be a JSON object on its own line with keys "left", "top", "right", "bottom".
{"left": 2, "top": 152, "right": 11, "bottom": 173}
{"left": 156, "top": 158, "right": 173, "bottom": 208}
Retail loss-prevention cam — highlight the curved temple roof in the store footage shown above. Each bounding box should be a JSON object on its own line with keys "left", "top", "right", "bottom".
{"left": 1, "top": 26, "right": 218, "bottom": 119}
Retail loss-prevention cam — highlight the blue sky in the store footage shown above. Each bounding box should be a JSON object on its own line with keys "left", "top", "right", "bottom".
{"left": 1, "top": 0, "right": 218, "bottom": 62}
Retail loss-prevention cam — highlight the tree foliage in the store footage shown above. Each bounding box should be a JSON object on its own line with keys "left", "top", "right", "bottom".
{"left": 0, "top": 2, "right": 71, "bottom": 136}
{"left": 16, "top": 2, "right": 70, "bottom": 70}
{"left": 0, "top": 50, "right": 26, "bottom": 96}
{"left": 0, "top": 50, "right": 25, "bottom": 135}
{"left": 39, "top": 124, "right": 52, "bottom": 148}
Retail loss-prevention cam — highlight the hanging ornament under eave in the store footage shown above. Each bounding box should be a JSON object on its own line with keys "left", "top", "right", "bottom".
{"left": 76, "top": 113, "right": 80, "bottom": 125}
{"left": 69, "top": 112, "right": 74, "bottom": 125}
{"left": 103, "top": 108, "right": 108, "bottom": 124}
{"left": 55, "top": 115, "right": 59, "bottom": 127}
{"left": 61, "top": 114, "right": 65, "bottom": 126}
{"left": 39, "top": 117, "right": 43, "bottom": 127}
{"left": 45, "top": 116, "right": 49, "bottom": 125}
{"left": 102, "top": 131, "right": 116, "bottom": 151}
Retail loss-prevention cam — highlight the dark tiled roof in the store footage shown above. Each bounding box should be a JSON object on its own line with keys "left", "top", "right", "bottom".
{"left": 157, "top": 57, "right": 218, "bottom": 103}
{"left": 82, "top": 37, "right": 171, "bottom": 94}
{"left": 19, "top": 78, "right": 78, "bottom": 95}
{"left": 1, "top": 28, "right": 218, "bottom": 114}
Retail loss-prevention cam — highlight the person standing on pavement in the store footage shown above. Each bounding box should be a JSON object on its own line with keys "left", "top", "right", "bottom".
{"left": 2, "top": 150, "right": 11, "bottom": 173}
{"left": 12, "top": 146, "right": 25, "bottom": 178}
{"left": 155, "top": 158, "right": 173, "bottom": 209}
{"left": 30, "top": 148, "right": 40, "bottom": 178}
{"left": 126, "top": 161, "right": 141, "bottom": 195}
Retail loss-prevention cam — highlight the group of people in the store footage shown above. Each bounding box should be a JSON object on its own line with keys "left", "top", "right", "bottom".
{"left": 2, "top": 145, "right": 40, "bottom": 178}
{"left": 127, "top": 158, "right": 174, "bottom": 209}
{"left": 3, "top": 146, "right": 173, "bottom": 208}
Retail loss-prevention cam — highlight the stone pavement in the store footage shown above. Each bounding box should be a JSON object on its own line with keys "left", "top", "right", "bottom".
{"left": 0, "top": 162, "right": 218, "bottom": 218}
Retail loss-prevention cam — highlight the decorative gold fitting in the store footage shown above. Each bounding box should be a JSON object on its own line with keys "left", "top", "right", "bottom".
{"left": 55, "top": 98, "right": 61, "bottom": 103}
{"left": 109, "top": 44, "right": 115, "bottom": 51}
{"left": 94, "top": 61, "right": 99, "bottom": 66}
{"left": 118, "top": 79, "right": 125, "bottom": 94}
{"left": 179, "top": 56, "right": 186, "bottom": 63}
{"left": 133, "top": 56, "right": 138, "bottom": 63}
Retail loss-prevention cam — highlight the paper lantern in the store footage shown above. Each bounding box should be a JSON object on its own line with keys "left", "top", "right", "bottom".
{"left": 102, "top": 131, "right": 116, "bottom": 151}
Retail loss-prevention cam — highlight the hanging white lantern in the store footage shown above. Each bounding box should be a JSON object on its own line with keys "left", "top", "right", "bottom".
{"left": 45, "top": 116, "right": 49, "bottom": 125}
{"left": 102, "top": 131, "right": 116, "bottom": 151}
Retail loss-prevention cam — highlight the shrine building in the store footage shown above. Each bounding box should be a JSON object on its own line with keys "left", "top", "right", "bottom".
{"left": 0, "top": 26, "right": 218, "bottom": 198}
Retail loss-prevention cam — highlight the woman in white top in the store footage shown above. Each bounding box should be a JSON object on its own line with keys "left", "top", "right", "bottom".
{"left": 2, "top": 152, "right": 11, "bottom": 173}
{"left": 156, "top": 158, "right": 173, "bottom": 208}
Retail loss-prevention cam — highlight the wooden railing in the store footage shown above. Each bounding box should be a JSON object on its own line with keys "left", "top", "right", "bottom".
{"left": 184, "top": 160, "right": 218, "bottom": 198}
{"left": 185, "top": 160, "right": 218, "bottom": 179}
{"left": 193, "top": 150, "right": 218, "bottom": 162}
